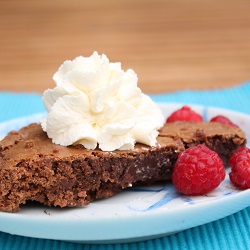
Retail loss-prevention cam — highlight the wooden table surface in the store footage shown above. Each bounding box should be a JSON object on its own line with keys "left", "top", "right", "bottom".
{"left": 1, "top": 0, "right": 250, "bottom": 94}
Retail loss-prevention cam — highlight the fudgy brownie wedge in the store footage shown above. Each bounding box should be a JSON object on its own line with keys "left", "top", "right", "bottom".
{"left": 160, "top": 121, "right": 246, "bottom": 164}
{"left": 0, "top": 122, "right": 246, "bottom": 212}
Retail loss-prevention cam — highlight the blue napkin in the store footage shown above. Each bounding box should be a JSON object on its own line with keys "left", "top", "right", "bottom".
{"left": 0, "top": 82, "right": 250, "bottom": 250}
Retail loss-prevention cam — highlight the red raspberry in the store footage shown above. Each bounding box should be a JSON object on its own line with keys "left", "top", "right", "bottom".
{"left": 210, "top": 115, "right": 238, "bottom": 128}
{"left": 166, "top": 106, "right": 203, "bottom": 123}
{"left": 172, "top": 144, "right": 226, "bottom": 195}
{"left": 229, "top": 147, "right": 250, "bottom": 190}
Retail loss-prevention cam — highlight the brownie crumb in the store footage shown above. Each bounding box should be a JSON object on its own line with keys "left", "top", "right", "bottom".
{"left": 44, "top": 210, "right": 50, "bottom": 215}
{"left": 25, "top": 140, "right": 34, "bottom": 148}
{"left": 52, "top": 148, "right": 59, "bottom": 153}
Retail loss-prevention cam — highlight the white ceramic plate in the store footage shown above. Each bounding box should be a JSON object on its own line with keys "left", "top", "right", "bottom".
{"left": 0, "top": 103, "right": 249, "bottom": 244}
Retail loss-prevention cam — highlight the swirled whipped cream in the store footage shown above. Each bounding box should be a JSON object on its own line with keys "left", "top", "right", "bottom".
{"left": 42, "top": 51, "right": 165, "bottom": 151}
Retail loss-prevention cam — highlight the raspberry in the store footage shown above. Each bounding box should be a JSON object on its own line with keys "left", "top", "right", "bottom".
{"left": 229, "top": 147, "right": 250, "bottom": 190}
{"left": 172, "top": 144, "right": 226, "bottom": 195}
{"left": 210, "top": 115, "right": 238, "bottom": 128}
{"left": 166, "top": 105, "right": 203, "bottom": 123}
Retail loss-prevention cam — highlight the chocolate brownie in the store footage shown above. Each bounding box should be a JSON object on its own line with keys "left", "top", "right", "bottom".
{"left": 160, "top": 121, "right": 246, "bottom": 164}
{"left": 0, "top": 122, "right": 246, "bottom": 212}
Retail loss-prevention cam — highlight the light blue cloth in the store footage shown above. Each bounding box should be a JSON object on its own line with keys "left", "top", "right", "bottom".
{"left": 0, "top": 82, "right": 250, "bottom": 250}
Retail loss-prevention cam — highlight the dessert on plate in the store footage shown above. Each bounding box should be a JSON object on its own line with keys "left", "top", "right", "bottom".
{"left": 0, "top": 52, "right": 247, "bottom": 212}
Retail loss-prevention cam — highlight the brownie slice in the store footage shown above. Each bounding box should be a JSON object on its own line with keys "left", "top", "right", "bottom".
{"left": 0, "top": 122, "right": 246, "bottom": 212}
{"left": 160, "top": 121, "right": 246, "bottom": 164}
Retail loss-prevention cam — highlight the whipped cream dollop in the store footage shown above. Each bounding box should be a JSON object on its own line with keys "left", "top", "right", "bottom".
{"left": 42, "top": 51, "right": 165, "bottom": 151}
